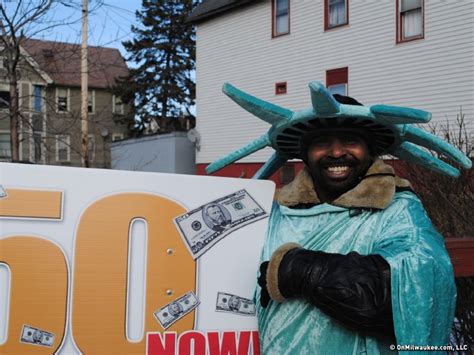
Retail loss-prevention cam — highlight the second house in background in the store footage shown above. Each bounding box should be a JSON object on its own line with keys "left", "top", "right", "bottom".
{"left": 0, "top": 39, "right": 132, "bottom": 167}
{"left": 189, "top": 0, "right": 472, "bottom": 185}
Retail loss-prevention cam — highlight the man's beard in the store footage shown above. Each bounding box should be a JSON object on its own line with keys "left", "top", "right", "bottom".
{"left": 307, "top": 156, "right": 372, "bottom": 199}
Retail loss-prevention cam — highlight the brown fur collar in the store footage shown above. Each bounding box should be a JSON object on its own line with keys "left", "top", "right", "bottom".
{"left": 275, "top": 159, "right": 411, "bottom": 210}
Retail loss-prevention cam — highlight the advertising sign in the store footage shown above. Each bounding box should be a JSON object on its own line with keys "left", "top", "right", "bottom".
{"left": 0, "top": 163, "right": 275, "bottom": 354}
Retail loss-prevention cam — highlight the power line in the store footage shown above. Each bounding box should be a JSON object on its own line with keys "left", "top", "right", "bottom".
{"left": 99, "top": 1, "right": 137, "bottom": 15}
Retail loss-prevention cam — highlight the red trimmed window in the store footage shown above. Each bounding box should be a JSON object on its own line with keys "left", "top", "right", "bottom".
{"left": 397, "top": 0, "right": 424, "bottom": 43}
{"left": 325, "top": 0, "right": 348, "bottom": 30}
{"left": 326, "top": 67, "right": 348, "bottom": 96}
{"left": 272, "top": 0, "right": 290, "bottom": 37}
{"left": 275, "top": 82, "right": 287, "bottom": 95}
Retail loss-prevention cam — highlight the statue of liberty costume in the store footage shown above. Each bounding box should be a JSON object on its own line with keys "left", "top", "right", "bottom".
{"left": 206, "top": 82, "right": 471, "bottom": 354}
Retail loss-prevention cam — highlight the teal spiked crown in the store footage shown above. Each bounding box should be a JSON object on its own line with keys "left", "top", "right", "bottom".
{"left": 206, "top": 82, "right": 472, "bottom": 179}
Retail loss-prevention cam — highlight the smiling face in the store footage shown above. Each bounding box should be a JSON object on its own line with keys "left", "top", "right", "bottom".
{"left": 306, "top": 131, "right": 373, "bottom": 202}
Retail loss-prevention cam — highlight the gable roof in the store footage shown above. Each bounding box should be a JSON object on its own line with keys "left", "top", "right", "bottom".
{"left": 188, "top": 0, "right": 263, "bottom": 23}
{"left": 22, "top": 38, "right": 128, "bottom": 89}
{"left": 18, "top": 46, "right": 54, "bottom": 84}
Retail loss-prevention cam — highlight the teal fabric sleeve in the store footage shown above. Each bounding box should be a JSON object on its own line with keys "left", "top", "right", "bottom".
{"left": 374, "top": 193, "right": 456, "bottom": 354}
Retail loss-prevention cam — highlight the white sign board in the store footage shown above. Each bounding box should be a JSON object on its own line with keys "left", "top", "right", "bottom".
{"left": 0, "top": 163, "right": 275, "bottom": 354}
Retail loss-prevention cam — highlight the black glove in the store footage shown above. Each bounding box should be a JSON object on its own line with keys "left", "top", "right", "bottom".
{"left": 257, "top": 261, "right": 270, "bottom": 307}
{"left": 263, "top": 243, "right": 394, "bottom": 334}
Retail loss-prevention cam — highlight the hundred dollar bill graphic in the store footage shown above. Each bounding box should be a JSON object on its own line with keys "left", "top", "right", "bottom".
{"left": 154, "top": 291, "right": 199, "bottom": 329}
{"left": 216, "top": 292, "right": 256, "bottom": 316}
{"left": 174, "top": 189, "right": 267, "bottom": 259}
{"left": 20, "top": 325, "right": 55, "bottom": 347}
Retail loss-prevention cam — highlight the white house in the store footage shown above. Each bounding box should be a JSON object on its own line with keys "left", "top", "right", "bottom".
{"left": 190, "top": 0, "right": 473, "bottom": 184}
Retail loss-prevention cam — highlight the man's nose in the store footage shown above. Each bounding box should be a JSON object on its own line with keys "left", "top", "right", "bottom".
{"left": 328, "top": 139, "right": 346, "bottom": 158}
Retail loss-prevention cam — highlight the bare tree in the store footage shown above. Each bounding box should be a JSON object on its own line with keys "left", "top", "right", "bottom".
{"left": 391, "top": 109, "right": 473, "bottom": 351}
{"left": 0, "top": 1, "right": 57, "bottom": 161}
{"left": 0, "top": 0, "right": 105, "bottom": 162}
{"left": 396, "top": 108, "right": 473, "bottom": 238}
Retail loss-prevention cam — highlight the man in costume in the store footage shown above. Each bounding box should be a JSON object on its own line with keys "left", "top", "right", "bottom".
{"left": 206, "top": 82, "right": 471, "bottom": 354}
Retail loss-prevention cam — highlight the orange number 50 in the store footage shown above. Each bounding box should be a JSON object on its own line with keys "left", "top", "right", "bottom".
{"left": 0, "top": 192, "right": 196, "bottom": 355}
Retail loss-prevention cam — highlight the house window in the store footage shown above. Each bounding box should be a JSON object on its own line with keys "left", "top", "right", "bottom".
{"left": 32, "top": 114, "right": 43, "bottom": 132}
{"left": 397, "top": 0, "right": 424, "bottom": 42}
{"left": 325, "top": 0, "right": 348, "bottom": 30}
{"left": 56, "top": 135, "right": 70, "bottom": 162}
{"left": 273, "top": 0, "right": 289, "bottom": 37}
{"left": 0, "top": 90, "right": 10, "bottom": 109}
{"left": 33, "top": 132, "right": 43, "bottom": 162}
{"left": 88, "top": 134, "right": 95, "bottom": 162}
{"left": 88, "top": 90, "right": 95, "bottom": 114}
{"left": 57, "top": 88, "right": 68, "bottom": 112}
{"left": 33, "top": 85, "right": 42, "bottom": 112}
{"left": 112, "top": 133, "right": 124, "bottom": 142}
{"left": 0, "top": 132, "right": 11, "bottom": 159}
{"left": 326, "top": 67, "right": 348, "bottom": 96}
{"left": 275, "top": 82, "right": 287, "bottom": 95}
{"left": 112, "top": 94, "right": 124, "bottom": 114}
{"left": 31, "top": 113, "right": 44, "bottom": 163}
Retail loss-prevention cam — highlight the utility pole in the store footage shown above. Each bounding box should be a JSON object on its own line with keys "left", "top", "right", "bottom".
{"left": 81, "top": 0, "right": 89, "bottom": 167}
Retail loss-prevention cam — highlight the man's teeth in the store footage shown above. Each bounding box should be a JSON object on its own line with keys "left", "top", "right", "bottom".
{"left": 327, "top": 166, "right": 349, "bottom": 173}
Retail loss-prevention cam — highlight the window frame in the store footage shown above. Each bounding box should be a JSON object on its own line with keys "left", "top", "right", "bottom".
{"left": 324, "top": 0, "right": 349, "bottom": 31}
{"left": 0, "top": 83, "right": 11, "bottom": 111}
{"left": 275, "top": 82, "right": 287, "bottom": 95}
{"left": 29, "top": 112, "right": 46, "bottom": 164}
{"left": 112, "top": 94, "right": 124, "bottom": 114}
{"left": 396, "top": 0, "right": 425, "bottom": 43}
{"left": 326, "top": 67, "right": 349, "bottom": 96}
{"left": 0, "top": 130, "right": 11, "bottom": 160}
{"left": 32, "top": 131, "right": 46, "bottom": 164}
{"left": 56, "top": 87, "right": 70, "bottom": 113}
{"left": 0, "top": 90, "right": 10, "bottom": 110}
{"left": 272, "top": 0, "right": 290, "bottom": 38}
{"left": 33, "top": 85, "right": 43, "bottom": 113}
{"left": 55, "top": 134, "right": 71, "bottom": 162}
{"left": 87, "top": 133, "right": 95, "bottom": 162}
{"left": 88, "top": 90, "right": 95, "bottom": 114}
{"left": 112, "top": 133, "right": 124, "bottom": 142}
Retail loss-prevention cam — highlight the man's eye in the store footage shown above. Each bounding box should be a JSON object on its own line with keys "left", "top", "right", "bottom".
{"left": 312, "top": 141, "right": 330, "bottom": 147}
{"left": 341, "top": 137, "right": 360, "bottom": 145}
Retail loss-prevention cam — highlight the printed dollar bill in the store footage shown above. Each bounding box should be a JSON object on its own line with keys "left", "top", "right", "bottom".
{"left": 20, "top": 325, "right": 55, "bottom": 347}
{"left": 0, "top": 185, "right": 7, "bottom": 198}
{"left": 174, "top": 189, "right": 267, "bottom": 259}
{"left": 216, "top": 292, "right": 256, "bottom": 316}
{"left": 153, "top": 291, "right": 199, "bottom": 330}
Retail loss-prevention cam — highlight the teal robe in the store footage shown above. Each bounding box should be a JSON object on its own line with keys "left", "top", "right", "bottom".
{"left": 255, "top": 163, "right": 456, "bottom": 354}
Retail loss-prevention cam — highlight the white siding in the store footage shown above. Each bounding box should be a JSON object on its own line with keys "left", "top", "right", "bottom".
{"left": 196, "top": 0, "right": 474, "bottom": 164}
